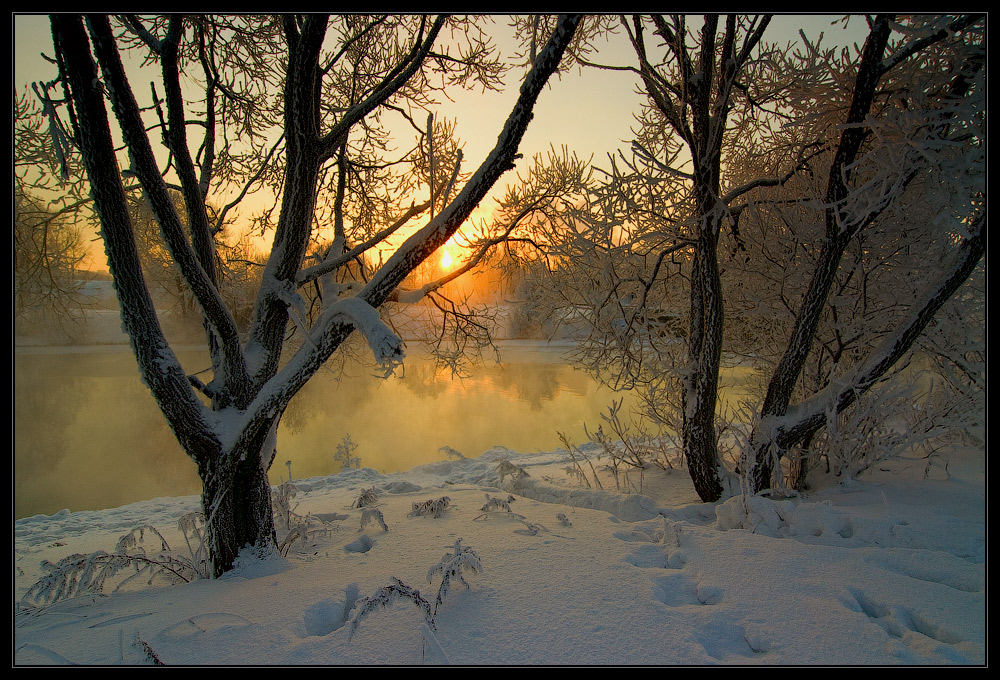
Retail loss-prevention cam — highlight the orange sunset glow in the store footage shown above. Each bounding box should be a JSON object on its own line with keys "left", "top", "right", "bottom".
{"left": 440, "top": 246, "right": 455, "bottom": 271}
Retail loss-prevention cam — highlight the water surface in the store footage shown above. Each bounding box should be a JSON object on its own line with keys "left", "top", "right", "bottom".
{"left": 15, "top": 341, "right": 646, "bottom": 518}
{"left": 15, "top": 340, "right": 762, "bottom": 518}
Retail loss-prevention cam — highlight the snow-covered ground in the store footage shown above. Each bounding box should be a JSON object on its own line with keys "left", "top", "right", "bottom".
{"left": 14, "top": 436, "right": 985, "bottom": 666}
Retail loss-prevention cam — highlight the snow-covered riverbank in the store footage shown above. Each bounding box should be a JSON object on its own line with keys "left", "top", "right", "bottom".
{"left": 14, "top": 440, "right": 985, "bottom": 665}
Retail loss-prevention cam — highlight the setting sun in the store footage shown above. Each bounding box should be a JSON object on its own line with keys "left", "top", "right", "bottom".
{"left": 440, "top": 247, "right": 455, "bottom": 270}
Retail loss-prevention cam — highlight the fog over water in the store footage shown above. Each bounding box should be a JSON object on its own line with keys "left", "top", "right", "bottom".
{"left": 14, "top": 339, "right": 762, "bottom": 519}
{"left": 13, "top": 342, "right": 614, "bottom": 518}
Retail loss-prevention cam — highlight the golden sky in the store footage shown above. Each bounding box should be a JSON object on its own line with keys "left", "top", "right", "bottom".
{"left": 13, "top": 15, "right": 866, "bottom": 272}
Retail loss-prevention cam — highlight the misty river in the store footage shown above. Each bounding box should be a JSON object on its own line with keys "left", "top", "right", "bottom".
{"left": 14, "top": 340, "right": 759, "bottom": 519}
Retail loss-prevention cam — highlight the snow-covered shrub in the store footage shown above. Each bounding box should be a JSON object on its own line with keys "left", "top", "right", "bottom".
{"left": 496, "top": 459, "right": 529, "bottom": 485}
{"left": 134, "top": 634, "right": 166, "bottom": 666}
{"left": 475, "top": 494, "right": 547, "bottom": 534}
{"left": 271, "top": 481, "right": 300, "bottom": 531}
{"left": 270, "top": 481, "right": 333, "bottom": 555}
{"left": 574, "top": 399, "right": 687, "bottom": 492}
{"left": 439, "top": 445, "right": 465, "bottom": 460}
{"left": 479, "top": 493, "right": 516, "bottom": 514}
{"left": 351, "top": 485, "right": 388, "bottom": 531}
{"left": 716, "top": 494, "right": 792, "bottom": 536}
{"left": 177, "top": 512, "right": 209, "bottom": 575}
{"left": 589, "top": 398, "right": 662, "bottom": 493}
{"left": 266, "top": 481, "right": 341, "bottom": 556}
{"left": 764, "top": 363, "right": 983, "bottom": 491}
{"left": 426, "top": 539, "right": 482, "bottom": 616}
{"left": 360, "top": 507, "right": 389, "bottom": 532}
{"left": 349, "top": 577, "right": 434, "bottom": 638}
{"left": 21, "top": 524, "right": 205, "bottom": 608}
{"left": 352, "top": 486, "right": 379, "bottom": 508}
{"left": 806, "top": 373, "right": 944, "bottom": 481}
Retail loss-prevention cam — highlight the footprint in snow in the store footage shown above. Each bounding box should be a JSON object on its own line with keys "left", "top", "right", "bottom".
{"left": 160, "top": 612, "right": 253, "bottom": 640}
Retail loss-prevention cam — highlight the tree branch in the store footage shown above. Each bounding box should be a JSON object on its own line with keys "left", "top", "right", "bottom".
{"left": 85, "top": 15, "right": 250, "bottom": 400}
{"left": 240, "top": 14, "right": 583, "bottom": 435}
{"left": 50, "top": 14, "right": 220, "bottom": 463}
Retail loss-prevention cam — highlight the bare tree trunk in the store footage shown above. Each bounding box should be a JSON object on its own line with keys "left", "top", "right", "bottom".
{"left": 682, "top": 205, "right": 726, "bottom": 502}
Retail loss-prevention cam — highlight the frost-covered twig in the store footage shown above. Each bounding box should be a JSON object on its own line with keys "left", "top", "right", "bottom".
{"left": 408, "top": 496, "right": 451, "bottom": 518}
{"left": 349, "top": 577, "right": 434, "bottom": 638}
{"left": 426, "top": 538, "right": 482, "bottom": 616}
{"left": 361, "top": 507, "right": 389, "bottom": 532}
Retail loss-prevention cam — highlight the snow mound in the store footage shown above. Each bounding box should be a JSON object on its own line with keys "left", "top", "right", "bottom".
{"left": 221, "top": 545, "right": 291, "bottom": 580}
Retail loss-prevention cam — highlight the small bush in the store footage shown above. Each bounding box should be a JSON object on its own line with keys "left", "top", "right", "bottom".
{"left": 334, "top": 434, "right": 362, "bottom": 471}
{"left": 361, "top": 507, "right": 389, "bottom": 532}
{"left": 353, "top": 486, "right": 379, "bottom": 509}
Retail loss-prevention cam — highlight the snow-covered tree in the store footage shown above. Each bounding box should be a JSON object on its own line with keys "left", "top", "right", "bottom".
{"left": 529, "top": 15, "right": 781, "bottom": 501}
{"left": 527, "top": 14, "right": 985, "bottom": 501}
{"left": 45, "top": 14, "right": 582, "bottom": 576}
{"left": 742, "top": 14, "right": 985, "bottom": 492}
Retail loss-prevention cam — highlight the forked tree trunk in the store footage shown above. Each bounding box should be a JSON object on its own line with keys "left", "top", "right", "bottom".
{"left": 748, "top": 14, "right": 984, "bottom": 494}
{"left": 750, "top": 218, "right": 984, "bottom": 489}
{"left": 748, "top": 17, "right": 894, "bottom": 492}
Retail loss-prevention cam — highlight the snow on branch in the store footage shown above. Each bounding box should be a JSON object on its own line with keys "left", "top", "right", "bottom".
{"left": 766, "top": 216, "right": 986, "bottom": 451}
{"left": 325, "top": 297, "right": 404, "bottom": 373}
